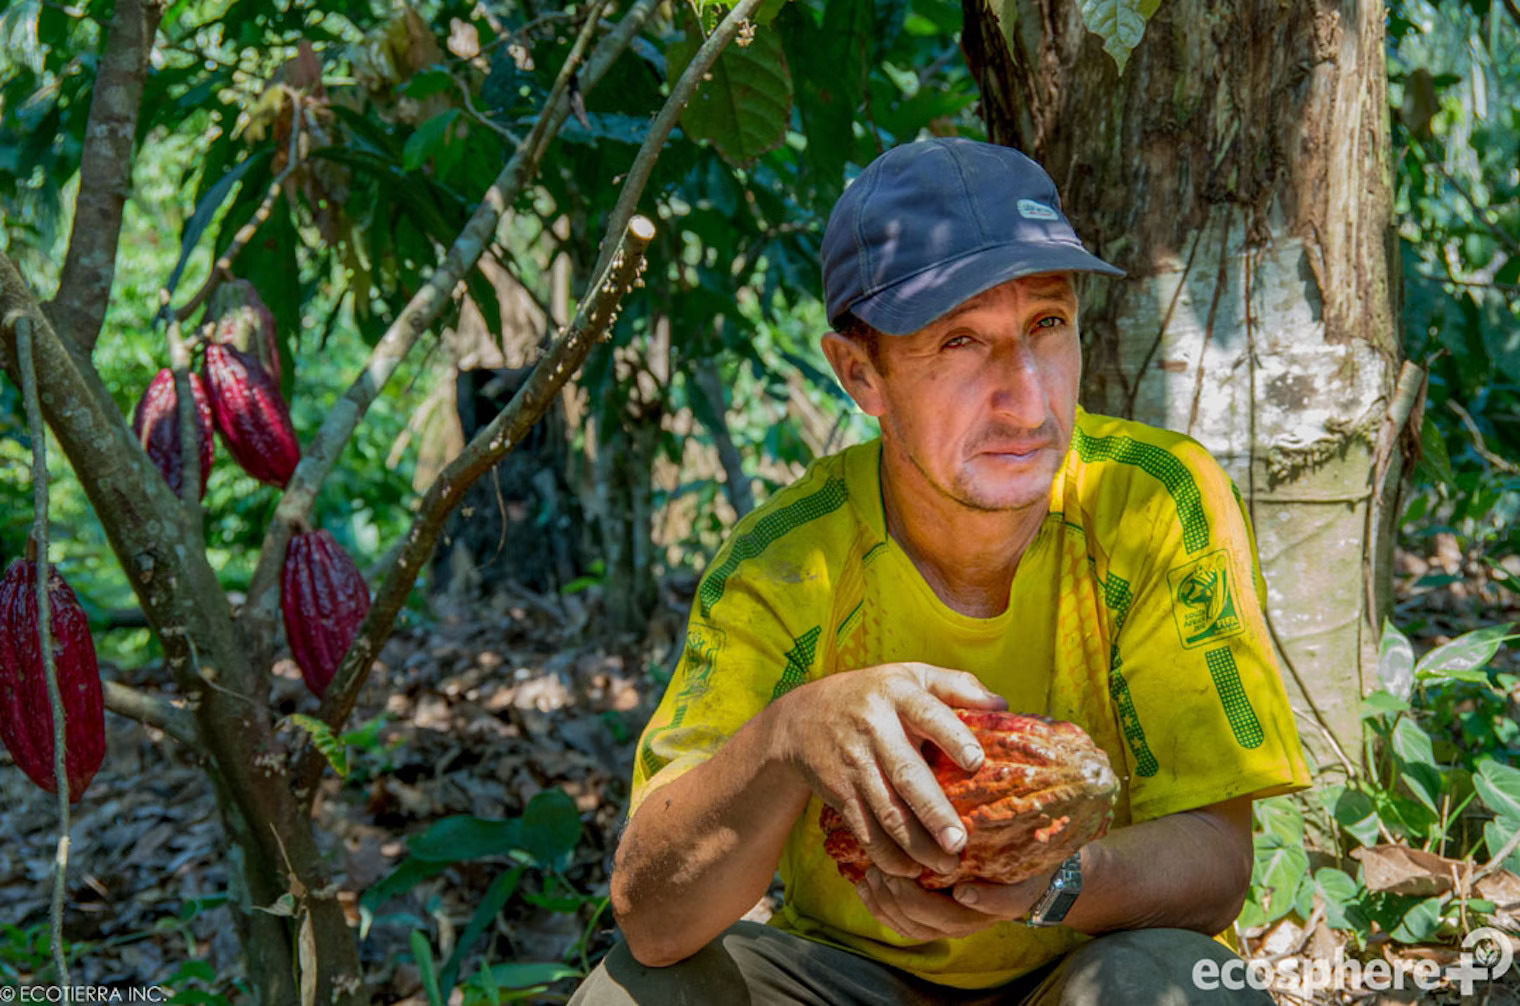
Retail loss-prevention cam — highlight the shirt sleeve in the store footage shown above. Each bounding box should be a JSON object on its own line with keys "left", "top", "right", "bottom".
{"left": 1106, "top": 441, "right": 1311, "bottom": 823}
{"left": 629, "top": 537, "right": 835, "bottom": 819}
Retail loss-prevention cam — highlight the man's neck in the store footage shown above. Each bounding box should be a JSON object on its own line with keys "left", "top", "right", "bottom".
{"left": 880, "top": 460, "right": 1049, "bottom": 620}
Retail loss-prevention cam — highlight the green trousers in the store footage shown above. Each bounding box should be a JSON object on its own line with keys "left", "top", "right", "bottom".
{"left": 568, "top": 922, "right": 1275, "bottom": 1005}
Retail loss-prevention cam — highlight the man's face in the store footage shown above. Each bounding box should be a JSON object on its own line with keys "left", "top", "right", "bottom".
{"left": 863, "top": 273, "right": 1082, "bottom": 513}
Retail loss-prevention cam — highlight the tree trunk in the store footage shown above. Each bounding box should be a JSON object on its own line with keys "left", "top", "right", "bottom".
{"left": 962, "top": 0, "right": 1403, "bottom": 760}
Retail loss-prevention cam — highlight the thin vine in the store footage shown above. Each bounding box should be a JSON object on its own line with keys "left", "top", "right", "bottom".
{"left": 16, "top": 315, "right": 73, "bottom": 986}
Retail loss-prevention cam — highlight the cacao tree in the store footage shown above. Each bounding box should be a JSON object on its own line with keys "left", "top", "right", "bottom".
{"left": 0, "top": 0, "right": 981, "bottom": 999}
{"left": 961, "top": 0, "right": 1412, "bottom": 762}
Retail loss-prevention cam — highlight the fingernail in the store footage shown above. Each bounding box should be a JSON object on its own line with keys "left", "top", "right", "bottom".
{"left": 854, "top": 882, "right": 869, "bottom": 900}
{"left": 962, "top": 746, "right": 984, "bottom": 770}
{"left": 955, "top": 886, "right": 978, "bottom": 905}
{"left": 941, "top": 825, "right": 966, "bottom": 852}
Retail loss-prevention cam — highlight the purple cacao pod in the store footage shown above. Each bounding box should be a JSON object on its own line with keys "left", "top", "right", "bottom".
{"left": 0, "top": 559, "right": 105, "bottom": 801}
{"left": 208, "top": 278, "right": 282, "bottom": 387}
{"left": 203, "top": 343, "right": 300, "bottom": 487}
{"left": 281, "top": 530, "right": 371, "bottom": 698}
{"left": 131, "top": 369, "right": 216, "bottom": 500}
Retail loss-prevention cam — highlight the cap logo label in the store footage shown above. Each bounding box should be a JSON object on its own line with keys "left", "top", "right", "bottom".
{"left": 1017, "top": 199, "right": 1059, "bottom": 221}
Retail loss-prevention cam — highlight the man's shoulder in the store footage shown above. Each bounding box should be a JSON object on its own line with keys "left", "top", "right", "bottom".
{"left": 693, "top": 442, "right": 877, "bottom": 622}
{"left": 1063, "top": 410, "right": 1240, "bottom": 551}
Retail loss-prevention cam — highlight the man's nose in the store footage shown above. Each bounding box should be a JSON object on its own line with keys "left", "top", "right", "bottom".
{"left": 988, "top": 346, "right": 1048, "bottom": 426}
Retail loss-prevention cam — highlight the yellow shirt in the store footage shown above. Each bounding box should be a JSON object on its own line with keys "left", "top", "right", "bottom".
{"left": 632, "top": 408, "right": 1311, "bottom": 988}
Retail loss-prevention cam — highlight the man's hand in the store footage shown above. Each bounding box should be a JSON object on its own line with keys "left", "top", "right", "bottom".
{"left": 775, "top": 663, "right": 1006, "bottom": 878}
{"left": 854, "top": 866, "right": 1051, "bottom": 940}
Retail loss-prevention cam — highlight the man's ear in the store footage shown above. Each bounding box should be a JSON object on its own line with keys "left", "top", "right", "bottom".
{"left": 821, "top": 332, "right": 886, "bottom": 417}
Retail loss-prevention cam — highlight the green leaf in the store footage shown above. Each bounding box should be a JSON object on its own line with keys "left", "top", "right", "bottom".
{"left": 1314, "top": 868, "right": 1360, "bottom": 929}
{"left": 1390, "top": 715, "right": 1436, "bottom": 768}
{"left": 1418, "top": 414, "right": 1455, "bottom": 486}
{"left": 1255, "top": 839, "right": 1311, "bottom": 923}
{"left": 520, "top": 789, "right": 582, "bottom": 869}
{"left": 1379, "top": 619, "right": 1414, "bottom": 698}
{"left": 1389, "top": 895, "right": 1444, "bottom": 943}
{"left": 403, "top": 110, "right": 461, "bottom": 173}
{"left": 1076, "top": 0, "right": 1161, "bottom": 74}
{"left": 408, "top": 815, "right": 522, "bottom": 863}
{"left": 1474, "top": 760, "right": 1520, "bottom": 819}
{"left": 288, "top": 714, "right": 349, "bottom": 778}
{"left": 1483, "top": 817, "right": 1520, "bottom": 873}
{"left": 1361, "top": 689, "right": 1409, "bottom": 719}
{"left": 781, "top": 0, "right": 870, "bottom": 202}
{"left": 1254, "top": 796, "right": 1305, "bottom": 845}
{"left": 361, "top": 858, "right": 450, "bottom": 913}
{"left": 411, "top": 929, "right": 443, "bottom": 1006}
{"left": 1333, "top": 788, "right": 1382, "bottom": 847}
{"left": 669, "top": 16, "right": 792, "bottom": 169}
{"left": 439, "top": 866, "right": 524, "bottom": 998}
{"left": 467, "top": 962, "right": 581, "bottom": 991}
{"left": 1414, "top": 624, "right": 1516, "bottom": 677}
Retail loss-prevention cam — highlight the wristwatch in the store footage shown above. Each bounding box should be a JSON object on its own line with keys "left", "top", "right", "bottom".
{"left": 1026, "top": 852, "right": 1083, "bottom": 927}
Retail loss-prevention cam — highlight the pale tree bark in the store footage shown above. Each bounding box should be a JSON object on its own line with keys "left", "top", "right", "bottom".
{"left": 962, "top": 0, "right": 1405, "bottom": 761}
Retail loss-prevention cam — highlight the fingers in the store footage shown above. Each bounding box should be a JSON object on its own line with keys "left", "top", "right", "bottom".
{"left": 856, "top": 868, "right": 996, "bottom": 941}
{"left": 949, "top": 873, "right": 1050, "bottom": 919}
{"left": 837, "top": 763, "right": 957, "bottom": 877}
{"left": 905, "top": 665, "right": 1007, "bottom": 772}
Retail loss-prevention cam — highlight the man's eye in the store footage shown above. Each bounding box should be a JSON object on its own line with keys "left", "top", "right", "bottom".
{"left": 942, "top": 334, "right": 973, "bottom": 349}
{"left": 1035, "top": 316, "right": 1066, "bottom": 330}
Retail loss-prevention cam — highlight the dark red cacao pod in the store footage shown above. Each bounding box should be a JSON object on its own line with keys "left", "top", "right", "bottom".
{"left": 131, "top": 369, "right": 215, "bottom": 500}
{"left": 203, "top": 343, "right": 300, "bottom": 487}
{"left": 821, "top": 709, "right": 1118, "bottom": 890}
{"left": 0, "top": 560, "right": 105, "bottom": 801}
{"left": 208, "top": 278, "right": 282, "bottom": 387}
{"left": 281, "top": 530, "right": 371, "bottom": 698}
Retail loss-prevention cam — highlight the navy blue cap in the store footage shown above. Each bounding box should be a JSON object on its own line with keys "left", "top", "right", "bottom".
{"left": 821, "top": 138, "right": 1124, "bottom": 335}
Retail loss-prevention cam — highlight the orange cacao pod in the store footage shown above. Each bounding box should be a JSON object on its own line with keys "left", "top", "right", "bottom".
{"left": 208, "top": 278, "right": 282, "bottom": 387}
{"left": 131, "top": 369, "right": 215, "bottom": 500}
{"left": 281, "top": 530, "right": 371, "bottom": 697}
{"left": 0, "top": 559, "right": 105, "bottom": 801}
{"left": 203, "top": 343, "right": 300, "bottom": 487}
{"left": 821, "top": 709, "right": 1117, "bottom": 889}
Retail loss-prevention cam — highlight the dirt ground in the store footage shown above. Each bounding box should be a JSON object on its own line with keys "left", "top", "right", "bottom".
{"left": 0, "top": 540, "right": 1516, "bottom": 1004}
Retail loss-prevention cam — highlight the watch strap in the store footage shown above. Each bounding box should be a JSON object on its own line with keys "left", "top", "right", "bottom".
{"left": 1027, "top": 852, "right": 1083, "bottom": 927}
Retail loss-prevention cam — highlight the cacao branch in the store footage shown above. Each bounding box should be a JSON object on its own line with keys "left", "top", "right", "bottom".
{"left": 48, "top": 0, "right": 164, "bottom": 354}
{"left": 240, "top": 0, "right": 655, "bottom": 651}
{"left": 15, "top": 315, "right": 73, "bottom": 986}
{"left": 293, "top": 214, "right": 656, "bottom": 806}
{"left": 102, "top": 680, "right": 200, "bottom": 749}
{"left": 1, "top": 255, "right": 358, "bottom": 1005}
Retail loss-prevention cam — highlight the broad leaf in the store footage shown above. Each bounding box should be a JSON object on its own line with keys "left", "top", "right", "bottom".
{"left": 1360, "top": 689, "right": 1408, "bottom": 719}
{"left": 1389, "top": 895, "right": 1445, "bottom": 943}
{"left": 1414, "top": 624, "right": 1516, "bottom": 677}
{"left": 1332, "top": 787, "right": 1382, "bottom": 847}
{"left": 408, "top": 815, "right": 521, "bottom": 863}
{"left": 1076, "top": 0, "right": 1162, "bottom": 74}
{"left": 520, "top": 788, "right": 583, "bottom": 869}
{"left": 669, "top": 17, "right": 792, "bottom": 169}
{"left": 1314, "top": 867, "right": 1359, "bottom": 929}
{"left": 1379, "top": 619, "right": 1414, "bottom": 699}
{"left": 1484, "top": 816, "right": 1520, "bottom": 874}
{"left": 1254, "top": 796, "right": 1304, "bottom": 845}
{"left": 1474, "top": 760, "right": 1520, "bottom": 820}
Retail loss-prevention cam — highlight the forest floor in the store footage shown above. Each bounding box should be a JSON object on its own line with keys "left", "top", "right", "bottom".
{"left": 0, "top": 535, "right": 1517, "bottom": 1005}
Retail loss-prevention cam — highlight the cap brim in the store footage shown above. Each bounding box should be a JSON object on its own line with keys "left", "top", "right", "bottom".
{"left": 846, "top": 243, "right": 1125, "bottom": 336}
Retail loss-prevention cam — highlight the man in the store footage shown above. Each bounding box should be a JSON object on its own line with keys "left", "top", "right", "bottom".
{"left": 572, "top": 138, "right": 1310, "bottom": 1004}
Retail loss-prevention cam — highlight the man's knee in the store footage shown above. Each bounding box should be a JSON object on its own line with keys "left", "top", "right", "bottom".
{"left": 1028, "top": 928, "right": 1274, "bottom": 1005}
{"left": 568, "top": 933, "right": 754, "bottom": 1006}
